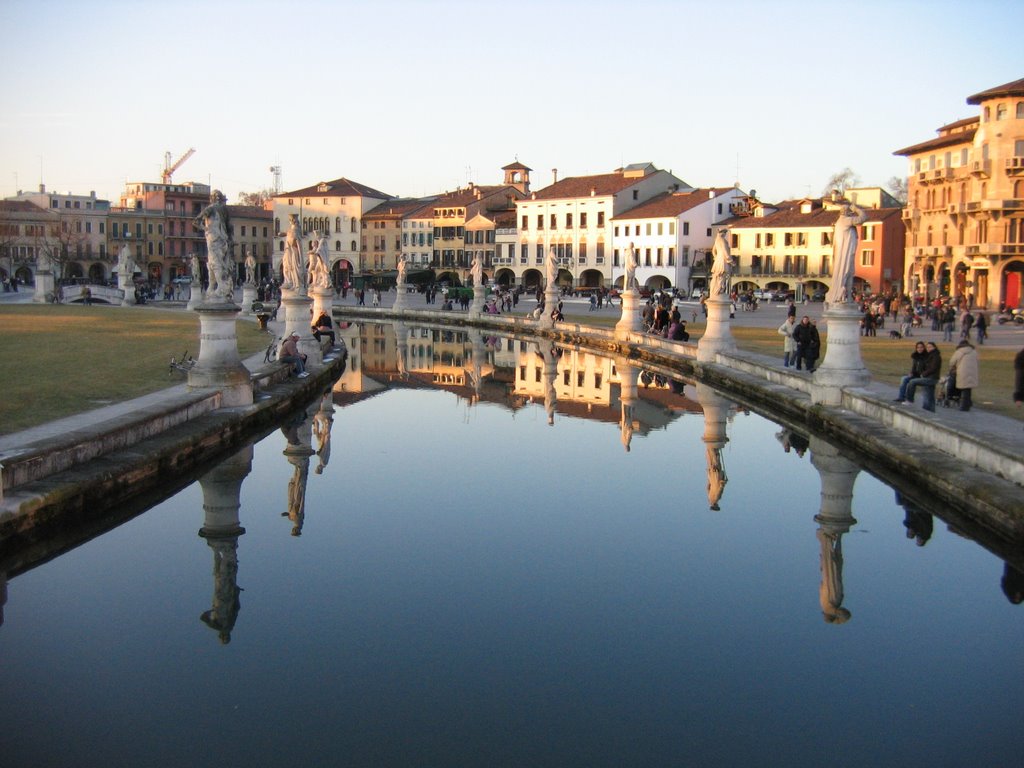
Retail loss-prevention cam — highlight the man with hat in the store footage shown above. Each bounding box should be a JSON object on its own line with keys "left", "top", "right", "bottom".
{"left": 279, "top": 333, "right": 308, "bottom": 378}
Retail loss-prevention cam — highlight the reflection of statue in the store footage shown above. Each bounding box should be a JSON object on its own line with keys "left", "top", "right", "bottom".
{"left": 825, "top": 201, "right": 866, "bottom": 305}
{"left": 817, "top": 528, "right": 851, "bottom": 623}
{"left": 396, "top": 253, "right": 408, "bottom": 286}
{"left": 285, "top": 460, "right": 308, "bottom": 536}
{"left": 620, "top": 403, "right": 634, "bottom": 452}
{"left": 709, "top": 229, "right": 733, "bottom": 296}
{"left": 706, "top": 445, "right": 728, "bottom": 510}
{"left": 312, "top": 411, "right": 332, "bottom": 474}
{"left": 307, "top": 231, "right": 331, "bottom": 290}
{"left": 195, "top": 190, "right": 234, "bottom": 301}
{"left": 546, "top": 247, "right": 558, "bottom": 289}
{"left": 282, "top": 214, "right": 306, "bottom": 292}
{"left": 118, "top": 245, "right": 135, "bottom": 277}
{"left": 471, "top": 252, "right": 483, "bottom": 286}
{"left": 244, "top": 247, "right": 256, "bottom": 286}
{"left": 199, "top": 541, "right": 241, "bottom": 644}
{"left": 624, "top": 243, "right": 638, "bottom": 290}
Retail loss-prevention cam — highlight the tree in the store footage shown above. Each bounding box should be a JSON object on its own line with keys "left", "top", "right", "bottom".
{"left": 236, "top": 188, "right": 275, "bottom": 208}
{"left": 822, "top": 167, "right": 860, "bottom": 197}
{"left": 886, "top": 176, "right": 908, "bottom": 205}
{"left": 36, "top": 213, "right": 90, "bottom": 282}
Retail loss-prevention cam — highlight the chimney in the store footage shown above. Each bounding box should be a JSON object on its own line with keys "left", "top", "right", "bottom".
{"left": 39, "top": 183, "right": 45, "bottom": 193}
{"left": 590, "top": 186, "right": 596, "bottom": 197}
{"left": 552, "top": 168, "right": 558, "bottom": 184}
{"left": 708, "top": 189, "right": 715, "bottom": 198}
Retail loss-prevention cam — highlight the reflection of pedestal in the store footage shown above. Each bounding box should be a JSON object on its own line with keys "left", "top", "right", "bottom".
{"left": 118, "top": 276, "right": 136, "bottom": 306}
{"left": 697, "top": 296, "right": 736, "bottom": 362}
{"left": 281, "top": 289, "right": 319, "bottom": 367}
{"left": 697, "top": 383, "right": 730, "bottom": 510}
{"left": 810, "top": 436, "right": 858, "bottom": 624}
{"left": 538, "top": 341, "right": 558, "bottom": 425}
{"left": 395, "top": 322, "right": 410, "bottom": 379}
{"left": 470, "top": 284, "right": 486, "bottom": 316}
{"left": 241, "top": 284, "right": 257, "bottom": 315}
{"left": 469, "top": 330, "right": 486, "bottom": 399}
{"left": 618, "top": 360, "right": 640, "bottom": 452}
{"left": 282, "top": 411, "right": 315, "bottom": 536}
{"left": 197, "top": 445, "right": 251, "bottom": 644}
{"left": 813, "top": 303, "right": 869, "bottom": 404}
{"left": 393, "top": 284, "right": 409, "bottom": 311}
{"left": 615, "top": 290, "right": 642, "bottom": 336}
{"left": 188, "top": 301, "right": 253, "bottom": 407}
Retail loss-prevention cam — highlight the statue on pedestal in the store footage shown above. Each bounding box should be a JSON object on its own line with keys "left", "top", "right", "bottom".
{"left": 396, "top": 253, "right": 408, "bottom": 286}
{"left": 624, "top": 243, "right": 638, "bottom": 291}
{"left": 825, "top": 200, "right": 866, "bottom": 305}
{"left": 118, "top": 245, "right": 135, "bottom": 279}
{"left": 546, "top": 247, "right": 559, "bottom": 290}
{"left": 282, "top": 213, "right": 306, "bottom": 293}
{"left": 709, "top": 229, "right": 734, "bottom": 297}
{"left": 307, "top": 231, "right": 331, "bottom": 290}
{"left": 471, "top": 252, "right": 483, "bottom": 287}
{"left": 244, "top": 246, "right": 256, "bottom": 286}
{"left": 194, "top": 190, "right": 234, "bottom": 301}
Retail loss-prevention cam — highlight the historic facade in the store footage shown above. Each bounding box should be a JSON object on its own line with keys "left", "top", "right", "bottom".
{"left": 894, "top": 77, "right": 1024, "bottom": 308}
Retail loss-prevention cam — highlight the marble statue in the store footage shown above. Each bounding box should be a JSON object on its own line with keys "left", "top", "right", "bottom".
{"left": 709, "top": 229, "right": 734, "bottom": 297}
{"left": 546, "top": 247, "right": 558, "bottom": 289}
{"left": 282, "top": 214, "right": 306, "bottom": 292}
{"left": 118, "top": 245, "right": 135, "bottom": 277}
{"left": 307, "top": 231, "right": 331, "bottom": 290}
{"left": 624, "top": 243, "right": 638, "bottom": 290}
{"left": 243, "top": 246, "right": 256, "bottom": 286}
{"left": 194, "top": 190, "right": 234, "bottom": 301}
{"left": 396, "top": 253, "right": 408, "bottom": 286}
{"left": 825, "top": 200, "right": 866, "bottom": 305}
{"left": 190, "top": 252, "right": 202, "bottom": 285}
{"left": 471, "top": 252, "right": 483, "bottom": 286}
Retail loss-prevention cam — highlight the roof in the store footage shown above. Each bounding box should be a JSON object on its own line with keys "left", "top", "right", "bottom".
{"left": 362, "top": 198, "right": 434, "bottom": 220}
{"left": 528, "top": 170, "right": 666, "bottom": 201}
{"left": 614, "top": 187, "right": 737, "bottom": 220}
{"left": 278, "top": 177, "right": 392, "bottom": 200}
{"left": 226, "top": 205, "right": 271, "bottom": 219}
{"left": 893, "top": 127, "right": 976, "bottom": 157}
{"left": 502, "top": 160, "right": 532, "bottom": 172}
{"left": 966, "top": 77, "right": 1024, "bottom": 105}
{"left": 727, "top": 200, "right": 902, "bottom": 230}
{"left": 0, "top": 200, "right": 56, "bottom": 215}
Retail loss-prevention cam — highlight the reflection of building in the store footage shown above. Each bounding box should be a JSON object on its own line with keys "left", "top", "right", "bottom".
{"left": 894, "top": 78, "right": 1024, "bottom": 307}
{"left": 723, "top": 188, "right": 904, "bottom": 300}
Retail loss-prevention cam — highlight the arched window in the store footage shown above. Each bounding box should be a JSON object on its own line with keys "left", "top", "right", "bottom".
{"left": 1014, "top": 180, "right": 1024, "bottom": 199}
{"left": 926, "top": 226, "right": 933, "bottom": 246}
{"left": 335, "top": 240, "right": 341, "bottom": 250}
{"left": 1017, "top": 102, "right": 1024, "bottom": 119}
{"left": 274, "top": 217, "right": 280, "bottom": 233}
{"left": 350, "top": 219, "right": 357, "bottom": 233}
{"left": 942, "top": 226, "right": 949, "bottom": 245}
{"left": 335, "top": 217, "right": 341, "bottom": 232}
{"left": 984, "top": 106, "right": 991, "bottom": 122}
{"left": 351, "top": 240, "right": 357, "bottom": 251}
{"left": 996, "top": 103, "right": 1007, "bottom": 121}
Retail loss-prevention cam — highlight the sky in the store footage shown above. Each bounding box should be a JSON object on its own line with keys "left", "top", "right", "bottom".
{"left": 1, "top": 0, "right": 1022, "bottom": 206}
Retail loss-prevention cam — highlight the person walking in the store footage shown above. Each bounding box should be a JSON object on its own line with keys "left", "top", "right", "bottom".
{"left": 778, "top": 315, "right": 798, "bottom": 368}
{"left": 948, "top": 339, "right": 979, "bottom": 412}
{"left": 975, "top": 311, "right": 988, "bottom": 345}
{"left": 941, "top": 305, "right": 956, "bottom": 342}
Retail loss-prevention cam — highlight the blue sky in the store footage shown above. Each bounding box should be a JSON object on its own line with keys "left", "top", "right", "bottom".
{"left": 1, "top": 0, "right": 1021, "bottom": 205}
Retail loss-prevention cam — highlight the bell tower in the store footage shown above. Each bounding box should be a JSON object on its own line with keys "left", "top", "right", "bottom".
{"left": 502, "top": 160, "right": 532, "bottom": 195}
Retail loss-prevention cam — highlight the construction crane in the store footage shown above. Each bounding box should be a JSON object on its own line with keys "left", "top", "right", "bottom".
{"left": 162, "top": 148, "right": 196, "bottom": 184}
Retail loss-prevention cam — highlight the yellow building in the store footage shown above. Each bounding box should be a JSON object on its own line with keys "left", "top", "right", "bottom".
{"left": 894, "top": 77, "right": 1024, "bottom": 308}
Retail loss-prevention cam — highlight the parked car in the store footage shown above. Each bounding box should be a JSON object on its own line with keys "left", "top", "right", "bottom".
{"left": 809, "top": 291, "right": 826, "bottom": 302}
{"left": 753, "top": 289, "right": 773, "bottom": 301}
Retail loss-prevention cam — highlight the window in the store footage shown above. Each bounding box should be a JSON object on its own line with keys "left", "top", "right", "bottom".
{"left": 821, "top": 231, "right": 832, "bottom": 246}
{"left": 632, "top": 190, "right": 639, "bottom": 200}
{"left": 862, "top": 224, "right": 875, "bottom": 240}
{"left": 731, "top": 234, "right": 738, "bottom": 248}
{"left": 566, "top": 213, "right": 573, "bottom": 228}
{"left": 646, "top": 223, "right": 652, "bottom": 236}
{"left": 860, "top": 249, "right": 875, "bottom": 266}
{"left": 522, "top": 215, "right": 528, "bottom": 229}
{"left": 668, "top": 248, "right": 675, "bottom": 266}
{"left": 657, "top": 222, "right": 663, "bottom": 235}
{"left": 784, "top": 233, "right": 793, "bottom": 246}
{"left": 706, "top": 228, "right": 712, "bottom": 237}
{"left": 997, "top": 103, "right": 1008, "bottom": 121}
{"left": 682, "top": 222, "right": 689, "bottom": 236}
{"left": 537, "top": 215, "right": 544, "bottom": 230}
{"left": 580, "top": 212, "right": 587, "bottom": 227}
{"left": 597, "top": 212, "right": 604, "bottom": 226}
{"left": 550, "top": 214, "right": 557, "bottom": 229}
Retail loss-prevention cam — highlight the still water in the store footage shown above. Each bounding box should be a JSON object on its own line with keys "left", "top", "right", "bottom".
{"left": 1, "top": 320, "right": 1021, "bottom": 767}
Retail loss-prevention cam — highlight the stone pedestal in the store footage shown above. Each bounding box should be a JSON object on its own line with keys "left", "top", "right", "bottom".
{"left": 812, "top": 303, "right": 870, "bottom": 405}
{"left": 280, "top": 290, "right": 320, "bottom": 366}
{"left": 118, "top": 275, "right": 136, "bottom": 306}
{"left": 538, "top": 283, "right": 561, "bottom": 329}
{"left": 188, "top": 300, "right": 253, "bottom": 407}
{"left": 186, "top": 285, "right": 201, "bottom": 311}
{"left": 697, "top": 384, "right": 731, "bottom": 510}
{"left": 470, "top": 284, "right": 486, "bottom": 316}
{"left": 697, "top": 295, "right": 736, "bottom": 362}
{"left": 810, "top": 436, "right": 859, "bottom": 624}
{"left": 393, "top": 284, "right": 408, "bottom": 311}
{"left": 33, "top": 269, "right": 54, "bottom": 304}
{"left": 310, "top": 286, "right": 333, "bottom": 322}
{"left": 615, "top": 289, "right": 642, "bottom": 336}
{"left": 241, "top": 284, "right": 257, "bottom": 315}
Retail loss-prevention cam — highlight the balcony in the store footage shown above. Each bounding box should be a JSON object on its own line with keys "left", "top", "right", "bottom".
{"left": 1006, "top": 157, "right": 1024, "bottom": 176}
{"left": 966, "top": 243, "right": 1024, "bottom": 257}
{"left": 970, "top": 159, "right": 991, "bottom": 178}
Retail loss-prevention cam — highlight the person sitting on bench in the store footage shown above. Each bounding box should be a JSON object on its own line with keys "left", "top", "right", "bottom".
{"left": 280, "top": 333, "right": 308, "bottom": 378}
{"left": 311, "top": 311, "right": 335, "bottom": 347}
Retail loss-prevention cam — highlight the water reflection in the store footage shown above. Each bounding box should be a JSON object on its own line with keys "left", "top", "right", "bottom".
{"left": 281, "top": 409, "right": 314, "bottom": 536}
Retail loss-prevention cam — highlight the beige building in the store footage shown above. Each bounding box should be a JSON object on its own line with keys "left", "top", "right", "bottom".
{"left": 227, "top": 205, "right": 273, "bottom": 283}
{"left": 0, "top": 200, "right": 60, "bottom": 288}
{"left": 894, "top": 77, "right": 1024, "bottom": 308}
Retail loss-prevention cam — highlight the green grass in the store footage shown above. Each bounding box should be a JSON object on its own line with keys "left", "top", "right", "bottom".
{"left": 0, "top": 304, "right": 272, "bottom": 435}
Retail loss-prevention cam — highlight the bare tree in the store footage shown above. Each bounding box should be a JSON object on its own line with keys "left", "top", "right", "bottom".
{"left": 236, "top": 188, "right": 275, "bottom": 208}
{"left": 36, "top": 213, "right": 91, "bottom": 282}
{"left": 886, "top": 176, "right": 908, "bottom": 205}
{"left": 822, "top": 168, "right": 861, "bottom": 197}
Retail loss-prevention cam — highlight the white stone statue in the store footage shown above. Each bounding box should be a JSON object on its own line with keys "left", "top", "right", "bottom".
{"left": 190, "top": 252, "right": 202, "bottom": 286}
{"left": 546, "top": 247, "right": 558, "bottom": 289}
{"left": 825, "top": 201, "right": 867, "bottom": 305}
{"left": 194, "top": 190, "right": 234, "bottom": 301}
{"left": 709, "top": 229, "right": 734, "bottom": 296}
{"left": 307, "top": 231, "right": 331, "bottom": 290}
{"left": 471, "top": 252, "right": 483, "bottom": 286}
{"left": 118, "top": 245, "right": 135, "bottom": 278}
{"left": 244, "top": 247, "right": 256, "bottom": 286}
{"left": 396, "top": 253, "right": 408, "bottom": 286}
{"left": 624, "top": 243, "right": 638, "bottom": 290}
{"left": 282, "top": 213, "right": 306, "bottom": 293}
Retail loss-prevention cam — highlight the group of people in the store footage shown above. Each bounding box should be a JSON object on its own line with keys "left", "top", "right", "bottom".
{"left": 778, "top": 315, "right": 821, "bottom": 371}
{"left": 893, "top": 338, "right": 981, "bottom": 412}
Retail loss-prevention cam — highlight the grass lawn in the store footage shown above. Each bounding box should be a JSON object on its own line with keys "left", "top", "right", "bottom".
{"left": 0, "top": 304, "right": 272, "bottom": 435}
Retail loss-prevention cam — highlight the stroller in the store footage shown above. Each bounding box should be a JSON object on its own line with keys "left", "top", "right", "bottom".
{"left": 938, "top": 373, "right": 961, "bottom": 408}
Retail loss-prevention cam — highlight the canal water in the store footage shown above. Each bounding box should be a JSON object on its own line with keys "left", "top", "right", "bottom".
{"left": 1, "top": 320, "right": 1021, "bottom": 766}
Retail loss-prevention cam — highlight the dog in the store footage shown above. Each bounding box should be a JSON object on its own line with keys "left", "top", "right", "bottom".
{"left": 888, "top": 329, "right": 902, "bottom": 339}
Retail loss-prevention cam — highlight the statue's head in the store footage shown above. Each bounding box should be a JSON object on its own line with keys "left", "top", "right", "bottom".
{"left": 211, "top": 189, "right": 225, "bottom": 203}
